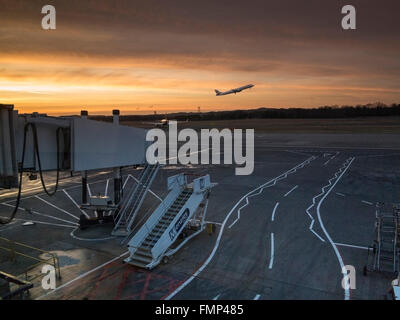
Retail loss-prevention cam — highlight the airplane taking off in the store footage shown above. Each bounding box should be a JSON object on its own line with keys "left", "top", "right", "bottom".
{"left": 215, "top": 84, "right": 254, "bottom": 96}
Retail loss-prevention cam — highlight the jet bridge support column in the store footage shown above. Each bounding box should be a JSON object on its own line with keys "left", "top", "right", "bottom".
{"left": 114, "top": 167, "right": 122, "bottom": 205}
{"left": 82, "top": 171, "right": 88, "bottom": 204}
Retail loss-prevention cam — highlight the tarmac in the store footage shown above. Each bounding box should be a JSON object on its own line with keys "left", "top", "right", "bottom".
{"left": 1, "top": 133, "right": 400, "bottom": 300}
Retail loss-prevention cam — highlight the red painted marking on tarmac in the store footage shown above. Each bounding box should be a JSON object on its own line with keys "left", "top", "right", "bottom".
{"left": 88, "top": 262, "right": 114, "bottom": 300}
{"left": 139, "top": 273, "right": 152, "bottom": 300}
{"left": 114, "top": 266, "right": 134, "bottom": 300}
{"left": 73, "top": 260, "right": 185, "bottom": 300}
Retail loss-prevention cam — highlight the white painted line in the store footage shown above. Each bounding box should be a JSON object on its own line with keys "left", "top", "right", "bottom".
{"left": 334, "top": 243, "right": 370, "bottom": 251}
{"left": 122, "top": 175, "right": 131, "bottom": 189}
{"left": 36, "top": 251, "right": 129, "bottom": 300}
{"left": 254, "top": 294, "right": 261, "bottom": 300}
{"left": 316, "top": 157, "right": 355, "bottom": 300}
{"left": 0, "top": 216, "right": 76, "bottom": 229}
{"left": 228, "top": 157, "right": 315, "bottom": 229}
{"left": 284, "top": 185, "right": 298, "bottom": 198}
{"left": 305, "top": 158, "right": 355, "bottom": 243}
{"left": 271, "top": 202, "right": 279, "bottom": 222}
{"left": 62, "top": 189, "right": 90, "bottom": 219}
{"left": 0, "top": 171, "right": 115, "bottom": 201}
{"left": 128, "top": 174, "right": 163, "bottom": 202}
{"left": 212, "top": 294, "right": 221, "bottom": 300}
{"left": 336, "top": 192, "right": 345, "bottom": 197}
{"left": 323, "top": 151, "right": 340, "bottom": 166}
{"left": 284, "top": 150, "right": 314, "bottom": 157}
{"left": 104, "top": 179, "right": 109, "bottom": 196}
{"left": 268, "top": 233, "right": 274, "bottom": 269}
{"left": 164, "top": 156, "right": 316, "bottom": 300}
{"left": 362, "top": 200, "right": 373, "bottom": 206}
{"left": 35, "top": 195, "right": 79, "bottom": 221}
{"left": 228, "top": 200, "right": 249, "bottom": 229}
{"left": 70, "top": 228, "right": 115, "bottom": 241}
{"left": 204, "top": 221, "right": 223, "bottom": 226}
{"left": 87, "top": 184, "right": 92, "bottom": 197}
{"left": 1, "top": 203, "right": 79, "bottom": 226}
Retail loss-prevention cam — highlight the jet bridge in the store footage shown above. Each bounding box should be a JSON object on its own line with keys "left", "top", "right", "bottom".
{"left": 0, "top": 104, "right": 149, "bottom": 225}
{"left": 125, "top": 173, "right": 214, "bottom": 269}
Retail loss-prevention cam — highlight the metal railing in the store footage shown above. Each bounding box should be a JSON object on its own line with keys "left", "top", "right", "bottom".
{"left": 0, "top": 237, "right": 61, "bottom": 282}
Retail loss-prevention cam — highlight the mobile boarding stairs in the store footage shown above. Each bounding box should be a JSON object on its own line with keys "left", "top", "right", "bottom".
{"left": 365, "top": 202, "right": 400, "bottom": 276}
{"left": 124, "top": 173, "right": 214, "bottom": 269}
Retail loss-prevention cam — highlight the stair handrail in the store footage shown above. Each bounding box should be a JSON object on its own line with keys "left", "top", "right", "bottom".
{"left": 114, "top": 165, "right": 149, "bottom": 224}
{"left": 125, "top": 164, "right": 161, "bottom": 230}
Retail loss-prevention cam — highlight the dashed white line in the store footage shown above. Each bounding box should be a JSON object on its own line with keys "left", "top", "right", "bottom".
{"left": 212, "top": 294, "right": 221, "bottom": 300}
{"left": 271, "top": 202, "right": 279, "bottom": 222}
{"left": 284, "top": 185, "right": 298, "bottom": 198}
{"left": 253, "top": 294, "right": 261, "bottom": 300}
{"left": 268, "top": 233, "right": 274, "bottom": 269}
{"left": 164, "top": 156, "right": 316, "bottom": 300}
{"left": 228, "top": 156, "right": 315, "bottom": 229}
{"left": 336, "top": 192, "right": 345, "bottom": 197}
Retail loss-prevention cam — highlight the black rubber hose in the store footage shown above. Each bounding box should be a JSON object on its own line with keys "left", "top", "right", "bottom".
{"left": 0, "top": 123, "right": 62, "bottom": 224}
{"left": 0, "top": 123, "right": 32, "bottom": 224}
{"left": 31, "top": 124, "right": 62, "bottom": 196}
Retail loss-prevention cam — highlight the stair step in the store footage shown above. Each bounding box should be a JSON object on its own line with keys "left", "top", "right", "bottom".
{"left": 144, "top": 238, "right": 158, "bottom": 245}
{"left": 127, "top": 258, "right": 149, "bottom": 268}
{"left": 133, "top": 253, "right": 153, "bottom": 263}
{"left": 137, "top": 247, "right": 152, "bottom": 255}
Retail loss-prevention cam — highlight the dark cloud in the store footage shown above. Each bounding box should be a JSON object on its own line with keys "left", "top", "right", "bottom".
{"left": 0, "top": 0, "right": 399, "bottom": 112}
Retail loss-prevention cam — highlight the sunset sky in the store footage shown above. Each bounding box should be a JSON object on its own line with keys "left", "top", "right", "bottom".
{"left": 1, "top": 0, "right": 400, "bottom": 115}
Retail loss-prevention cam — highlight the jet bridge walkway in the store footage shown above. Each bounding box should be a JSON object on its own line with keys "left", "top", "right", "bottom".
{"left": 125, "top": 173, "right": 213, "bottom": 269}
{"left": 112, "top": 163, "right": 160, "bottom": 236}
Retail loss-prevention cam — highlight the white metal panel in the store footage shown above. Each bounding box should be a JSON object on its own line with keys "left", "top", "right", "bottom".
{"left": 71, "top": 118, "right": 147, "bottom": 172}
{"left": 0, "top": 106, "right": 18, "bottom": 187}
{"left": 151, "top": 192, "right": 203, "bottom": 261}
{"left": 193, "top": 175, "right": 211, "bottom": 194}
{"left": 126, "top": 184, "right": 181, "bottom": 257}
{"left": 167, "top": 173, "right": 186, "bottom": 190}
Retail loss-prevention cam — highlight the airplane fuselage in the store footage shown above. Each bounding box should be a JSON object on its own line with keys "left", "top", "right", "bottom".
{"left": 215, "top": 84, "right": 254, "bottom": 96}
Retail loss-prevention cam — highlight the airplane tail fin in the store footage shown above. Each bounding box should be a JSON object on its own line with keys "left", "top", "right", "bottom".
{"left": 215, "top": 89, "right": 221, "bottom": 96}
